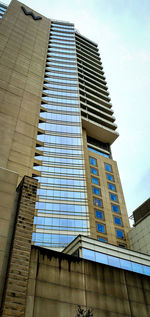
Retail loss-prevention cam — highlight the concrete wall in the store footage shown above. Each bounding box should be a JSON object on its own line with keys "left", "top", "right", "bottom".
{"left": 82, "top": 129, "right": 130, "bottom": 247}
{"left": 0, "top": 167, "right": 18, "bottom": 307}
{"left": 25, "top": 247, "right": 150, "bottom": 317}
{"left": 0, "top": 0, "right": 50, "bottom": 183}
{"left": 129, "top": 216, "right": 150, "bottom": 255}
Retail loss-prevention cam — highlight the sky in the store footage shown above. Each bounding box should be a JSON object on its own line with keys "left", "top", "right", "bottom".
{"left": 3, "top": 0, "right": 150, "bottom": 222}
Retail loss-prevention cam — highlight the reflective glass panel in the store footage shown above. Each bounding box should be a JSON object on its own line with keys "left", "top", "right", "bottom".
{"left": 93, "top": 187, "right": 101, "bottom": 196}
{"left": 90, "top": 157, "right": 97, "bottom": 166}
{"left": 112, "top": 204, "right": 120, "bottom": 213}
{"left": 106, "top": 174, "right": 114, "bottom": 182}
{"left": 95, "top": 210, "right": 104, "bottom": 220}
{"left": 94, "top": 198, "right": 102, "bottom": 207}
{"left": 108, "top": 183, "right": 116, "bottom": 191}
{"left": 105, "top": 163, "right": 112, "bottom": 172}
{"left": 97, "top": 223, "right": 105, "bottom": 233}
{"left": 90, "top": 167, "right": 98, "bottom": 175}
{"left": 83, "top": 248, "right": 95, "bottom": 261}
{"left": 110, "top": 193, "right": 118, "bottom": 202}
{"left": 114, "top": 216, "right": 122, "bottom": 226}
{"left": 91, "top": 177, "right": 99, "bottom": 185}
{"left": 116, "top": 229, "right": 124, "bottom": 239}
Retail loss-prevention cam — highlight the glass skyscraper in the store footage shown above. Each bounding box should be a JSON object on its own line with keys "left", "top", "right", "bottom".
{"left": 33, "top": 21, "right": 90, "bottom": 250}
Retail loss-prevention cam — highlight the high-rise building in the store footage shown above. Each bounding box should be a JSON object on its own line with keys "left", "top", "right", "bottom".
{"left": 0, "top": 0, "right": 130, "bottom": 251}
{"left": 1, "top": 2, "right": 150, "bottom": 317}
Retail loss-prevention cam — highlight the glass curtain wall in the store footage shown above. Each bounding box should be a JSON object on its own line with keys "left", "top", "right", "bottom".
{"left": 33, "top": 21, "right": 89, "bottom": 250}
{"left": 0, "top": 3, "right": 7, "bottom": 18}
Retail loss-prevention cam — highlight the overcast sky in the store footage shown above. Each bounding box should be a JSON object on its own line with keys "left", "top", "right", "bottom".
{"left": 3, "top": 0, "right": 150, "bottom": 221}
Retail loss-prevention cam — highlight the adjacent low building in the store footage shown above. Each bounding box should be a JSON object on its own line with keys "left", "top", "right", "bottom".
{"left": 129, "top": 198, "right": 150, "bottom": 255}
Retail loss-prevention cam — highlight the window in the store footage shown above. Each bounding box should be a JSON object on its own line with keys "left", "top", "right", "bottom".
{"left": 116, "top": 229, "right": 124, "bottom": 239}
{"left": 88, "top": 146, "right": 109, "bottom": 158}
{"left": 105, "top": 163, "right": 112, "bottom": 172}
{"left": 114, "top": 216, "right": 122, "bottom": 226}
{"left": 90, "top": 167, "right": 98, "bottom": 175}
{"left": 91, "top": 177, "right": 99, "bottom": 185}
{"left": 106, "top": 173, "right": 114, "bottom": 182}
{"left": 90, "top": 157, "right": 97, "bottom": 166}
{"left": 97, "top": 223, "right": 105, "bottom": 233}
{"left": 93, "top": 187, "right": 101, "bottom": 196}
{"left": 110, "top": 193, "right": 118, "bottom": 202}
{"left": 108, "top": 183, "right": 116, "bottom": 191}
{"left": 118, "top": 243, "right": 127, "bottom": 248}
{"left": 94, "top": 198, "right": 102, "bottom": 207}
{"left": 95, "top": 210, "right": 104, "bottom": 220}
{"left": 98, "top": 237, "right": 107, "bottom": 242}
{"left": 112, "top": 204, "right": 120, "bottom": 213}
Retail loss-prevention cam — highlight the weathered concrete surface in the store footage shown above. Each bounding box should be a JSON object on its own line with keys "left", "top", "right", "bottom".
{"left": 25, "top": 247, "right": 150, "bottom": 317}
{"left": 0, "top": 0, "right": 50, "bottom": 184}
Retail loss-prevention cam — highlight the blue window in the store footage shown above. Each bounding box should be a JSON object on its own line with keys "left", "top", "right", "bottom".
{"left": 90, "top": 157, "right": 97, "bottom": 166}
{"left": 95, "top": 210, "right": 104, "bottom": 220}
{"left": 88, "top": 146, "right": 109, "bottom": 158}
{"left": 94, "top": 198, "right": 102, "bottom": 207}
{"left": 108, "top": 183, "right": 116, "bottom": 191}
{"left": 110, "top": 193, "right": 118, "bottom": 202}
{"left": 112, "top": 204, "right": 120, "bottom": 213}
{"left": 105, "top": 163, "right": 112, "bottom": 172}
{"left": 97, "top": 223, "right": 105, "bottom": 233}
{"left": 116, "top": 229, "right": 124, "bottom": 239}
{"left": 98, "top": 237, "right": 107, "bottom": 242}
{"left": 91, "top": 177, "right": 99, "bottom": 185}
{"left": 106, "top": 174, "right": 114, "bottom": 181}
{"left": 93, "top": 187, "right": 101, "bottom": 195}
{"left": 90, "top": 167, "right": 98, "bottom": 175}
{"left": 114, "top": 216, "right": 122, "bottom": 226}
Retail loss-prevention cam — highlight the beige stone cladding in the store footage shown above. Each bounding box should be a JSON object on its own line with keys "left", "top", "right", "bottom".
{"left": 1, "top": 175, "right": 38, "bottom": 317}
{"left": 25, "top": 246, "right": 150, "bottom": 317}
{"left": 82, "top": 129, "right": 130, "bottom": 247}
{"left": 0, "top": 167, "right": 19, "bottom": 308}
{"left": 0, "top": 0, "right": 50, "bottom": 183}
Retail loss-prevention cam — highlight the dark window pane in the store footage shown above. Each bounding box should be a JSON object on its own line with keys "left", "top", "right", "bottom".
{"left": 94, "top": 198, "right": 102, "bottom": 207}
{"left": 97, "top": 223, "right": 105, "bottom": 233}
{"left": 110, "top": 193, "right": 118, "bottom": 202}
{"left": 93, "top": 187, "right": 101, "bottom": 195}
{"left": 105, "top": 163, "right": 112, "bottom": 172}
{"left": 114, "top": 216, "right": 122, "bottom": 226}
{"left": 112, "top": 204, "right": 120, "bottom": 213}
{"left": 116, "top": 229, "right": 124, "bottom": 239}
{"left": 91, "top": 177, "right": 99, "bottom": 185}
{"left": 90, "top": 167, "right": 98, "bottom": 175}
{"left": 95, "top": 210, "right": 104, "bottom": 219}
{"left": 106, "top": 174, "right": 114, "bottom": 181}
{"left": 108, "top": 183, "right": 116, "bottom": 191}
{"left": 90, "top": 157, "right": 97, "bottom": 166}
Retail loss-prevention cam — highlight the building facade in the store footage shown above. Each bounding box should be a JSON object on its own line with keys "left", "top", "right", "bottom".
{"left": 129, "top": 198, "right": 150, "bottom": 255}
{"left": 0, "top": 0, "right": 130, "bottom": 251}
